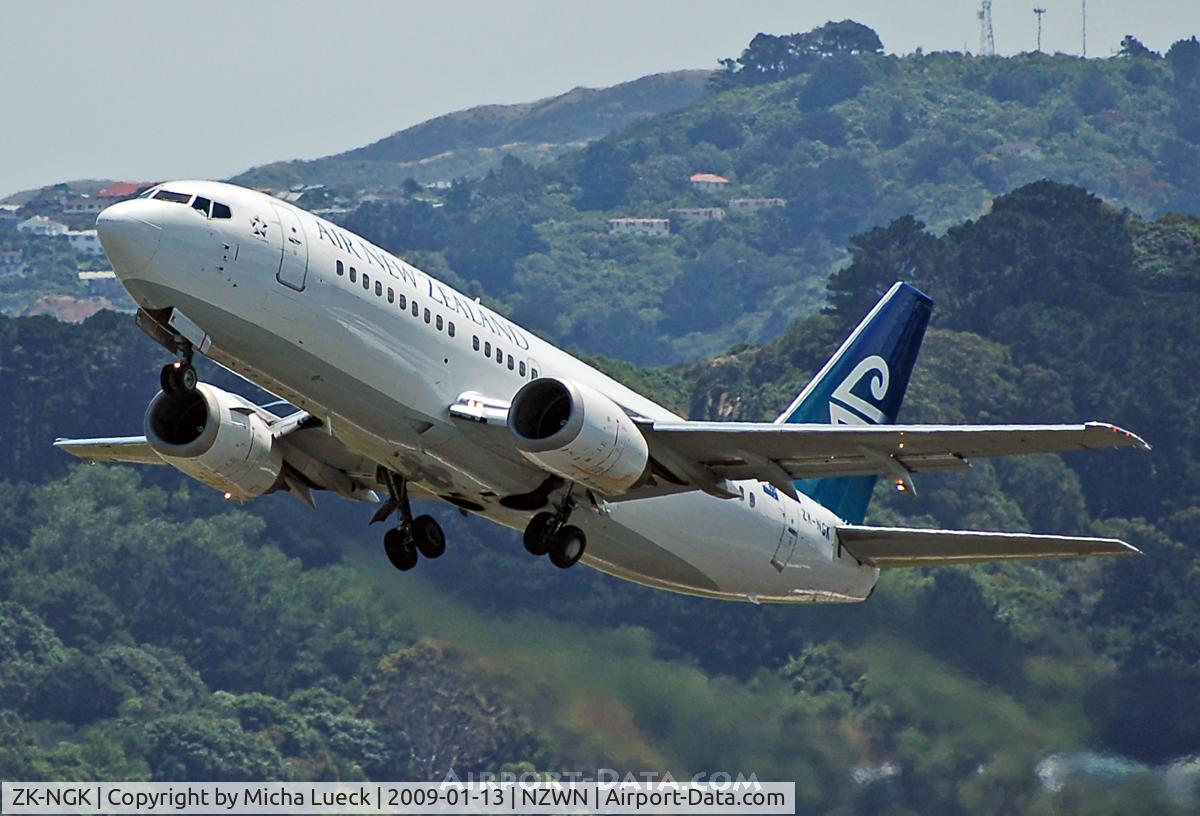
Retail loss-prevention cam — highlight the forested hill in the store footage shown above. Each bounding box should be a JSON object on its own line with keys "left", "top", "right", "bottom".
{"left": 230, "top": 70, "right": 711, "bottom": 190}
{"left": 340, "top": 26, "right": 1200, "bottom": 364}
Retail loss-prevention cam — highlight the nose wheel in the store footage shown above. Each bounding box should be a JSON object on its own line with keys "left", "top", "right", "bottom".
{"left": 523, "top": 490, "right": 587, "bottom": 569}
{"left": 374, "top": 469, "right": 446, "bottom": 571}
{"left": 160, "top": 341, "right": 197, "bottom": 395}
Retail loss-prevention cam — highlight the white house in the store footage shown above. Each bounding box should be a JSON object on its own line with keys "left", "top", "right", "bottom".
{"left": 67, "top": 229, "right": 105, "bottom": 256}
{"left": 608, "top": 217, "right": 670, "bottom": 237}
{"left": 690, "top": 172, "right": 730, "bottom": 192}
{"left": 728, "top": 197, "right": 787, "bottom": 214}
{"left": 17, "top": 215, "right": 68, "bottom": 236}
{"left": 668, "top": 207, "right": 726, "bottom": 223}
{"left": 63, "top": 197, "right": 106, "bottom": 215}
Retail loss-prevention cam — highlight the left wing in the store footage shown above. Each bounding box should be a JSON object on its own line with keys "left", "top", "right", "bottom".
{"left": 638, "top": 420, "right": 1149, "bottom": 499}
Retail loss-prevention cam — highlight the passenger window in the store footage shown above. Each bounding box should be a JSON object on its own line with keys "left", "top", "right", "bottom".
{"left": 362, "top": 273, "right": 370, "bottom": 290}
{"left": 424, "top": 308, "right": 430, "bottom": 324}
{"left": 749, "top": 493, "right": 756, "bottom": 507}
{"left": 387, "top": 287, "right": 394, "bottom": 304}
{"left": 191, "top": 196, "right": 212, "bottom": 216}
{"left": 507, "top": 356, "right": 515, "bottom": 371}
{"left": 398, "top": 293, "right": 406, "bottom": 309}
{"left": 349, "top": 267, "right": 357, "bottom": 283}
{"left": 336, "top": 260, "right": 344, "bottom": 276}
{"left": 436, "top": 315, "right": 443, "bottom": 331}
{"left": 212, "top": 202, "right": 232, "bottom": 219}
{"left": 448, "top": 322, "right": 455, "bottom": 338}
{"left": 496, "top": 350, "right": 505, "bottom": 366}
{"left": 531, "top": 369, "right": 539, "bottom": 379}
{"left": 375, "top": 281, "right": 382, "bottom": 296}
{"left": 519, "top": 361, "right": 526, "bottom": 376}
{"left": 411, "top": 300, "right": 418, "bottom": 317}
{"left": 472, "top": 336, "right": 480, "bottom": 351}
{"left": 484, "top": 342, "right": 491, "bottom": 358}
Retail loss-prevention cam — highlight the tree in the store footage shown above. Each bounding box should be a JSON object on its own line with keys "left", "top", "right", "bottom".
{"left": 574, "top": 139, "right": 636, "bottom": 210}
{"left": 144, "top": 715, "right": 288, "bottom": 781}
{"left": 826, "top": 215, "right": 934, "bottom": 328}
{"left": 797, "top": 56, "right": 873, "bottom": 110}
{"left": 1118, "top": 35, "right": 1157, "bottom": 59}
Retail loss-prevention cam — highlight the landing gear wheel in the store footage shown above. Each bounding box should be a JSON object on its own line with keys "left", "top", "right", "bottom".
{"left": 383, "top": 527, "right": 418, "bottom": 571}
{"left": 549, "top": 525, "right": 586, "bottom": 569}
{"left": 412, "top": 514, "right": 446, "bottom": 559}
{"left": 523, "top": 512, "right": 555, "bottom": 556}
{"left": 160, "top": 362, "right": 197, "bottom": 394}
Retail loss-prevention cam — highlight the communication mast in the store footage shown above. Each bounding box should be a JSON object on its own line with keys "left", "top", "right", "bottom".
{"left": 1082, "top": 0, "right": 1088, "bottom": 56}
{"left": 1034, "top": 7, "right": 1047, "bottom": 52}
{"left": 978, "top": 0, "right": 996, "bottom": 56}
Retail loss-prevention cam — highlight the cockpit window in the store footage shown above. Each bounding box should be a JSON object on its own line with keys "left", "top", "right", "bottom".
{"left": 191, "top": 196, "right": 212, "bottom": 216}
{"left": 211, "top": 202, "right": 232, "bottom": 219}
{"left": 138, "top": 186, "right": 159, "bottom": 199}
{"left": 152, "top": 189, "right": 192, "bottom": 204}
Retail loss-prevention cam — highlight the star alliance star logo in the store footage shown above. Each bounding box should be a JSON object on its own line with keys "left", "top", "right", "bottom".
{"left": 250, "top": 215, "right": 268, "bottom": 239}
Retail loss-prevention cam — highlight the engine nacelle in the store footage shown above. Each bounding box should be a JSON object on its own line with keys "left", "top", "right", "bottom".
{"left": 144, "top": 383, "right": 283, "bottom": 501}
{"left": 507, "top": 377, "right": 650, "bottom": 496}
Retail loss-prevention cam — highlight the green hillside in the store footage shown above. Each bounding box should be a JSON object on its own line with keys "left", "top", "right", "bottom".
{"left": 341, "top": 28, "right": 1200, "bottom": 364}
{"left": 230, "top": 70, "right": 711, "bottom": 190}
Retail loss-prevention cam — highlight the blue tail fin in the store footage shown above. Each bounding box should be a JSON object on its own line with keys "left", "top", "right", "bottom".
{"left": 776, "top": 282, "right": 933, "bottom": 523}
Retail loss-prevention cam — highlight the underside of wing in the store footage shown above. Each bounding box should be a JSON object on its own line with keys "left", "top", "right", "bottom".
{"left": 54, "top": 436, "right": 165, "bottom": 465}
{"left": 639, "top": 420, "right": 1149, "bottom": 498}
{"left": 837, "top": 525, "right": 1141, "bottom": 567}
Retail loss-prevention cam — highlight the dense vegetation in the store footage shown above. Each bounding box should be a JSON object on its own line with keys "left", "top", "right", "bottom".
{"left": 344, "top": 31, "right": 1200, "bottom": 364}
{"left": 3, "top": 22, "right": 1200, "bottom": 815}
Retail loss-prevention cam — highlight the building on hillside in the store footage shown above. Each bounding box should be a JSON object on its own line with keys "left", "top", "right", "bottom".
{"left": 608, "top": 217, "right": 670, "bottom": 237}
{"left": 728, "top": 197, "right": 787, "bottom": 214}
{"left": 67, "top": 229, "right": 105, "bottom": 256}
{"left": 0, "top": 249, "right": 24, "bottom": 278}
{"left": 668, "top": 207, "right": 725, "bottom": 223}
{"left": 63, "top": 197, "right": 106, "bottom": 215}
{"left": 0, "top": 204, "right": 20, "bottom": 228}
{"left": 690, "top": 172, "right": 730, "bottom": 192}
{"left": 98, "top": 181, "right": 157, "bottom": 199}
{"left": 17, "top": 215, "right": 68, "bottom": 237}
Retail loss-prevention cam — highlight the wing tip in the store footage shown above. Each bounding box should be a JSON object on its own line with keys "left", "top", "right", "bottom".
{"left": 1085, "top": 421, "right": 1152, "bottom": 451}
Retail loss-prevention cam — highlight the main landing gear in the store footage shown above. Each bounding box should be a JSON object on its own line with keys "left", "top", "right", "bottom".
{"left": 160, "top": 346, "right": 197, "bottom": 395}
{"left": 374, "top": 470, "right": 446, "bottom": 572}
{"left": 523, "top": 489, "right": 587, "bottom": 569}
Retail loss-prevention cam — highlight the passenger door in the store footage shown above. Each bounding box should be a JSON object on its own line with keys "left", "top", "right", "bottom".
{"left": 272, "top": 204, "right": 309, "bottom": 291}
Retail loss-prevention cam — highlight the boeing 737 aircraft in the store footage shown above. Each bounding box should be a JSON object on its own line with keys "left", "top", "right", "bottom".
{"left": 55, "top": 180, "right": 1149, "bottom": 603}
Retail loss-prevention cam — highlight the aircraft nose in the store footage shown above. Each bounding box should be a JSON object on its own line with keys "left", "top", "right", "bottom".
{"left": 96, "top": 199, "right": 162, "bottom": 276}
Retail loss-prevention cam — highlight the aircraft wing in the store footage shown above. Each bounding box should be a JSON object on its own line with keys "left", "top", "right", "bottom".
{"left": 636, "top": 421, "right": 1149, "bottom": 500}
{"left": 53, "top": 436, "right": 165, "bottom": 465}
{"left": 836, "top": 525, "right": 1141, "bottom": 567}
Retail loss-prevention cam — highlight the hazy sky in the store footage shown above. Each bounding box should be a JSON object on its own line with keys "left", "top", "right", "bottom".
{"left": 3, "top": 1, "right": 1197, "bottom": 197}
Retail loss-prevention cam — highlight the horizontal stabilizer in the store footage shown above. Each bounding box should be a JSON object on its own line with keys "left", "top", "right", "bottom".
{"left": 54, "top": 436, "right": 164, "bottom": 465}
{"left": 837, "top": 525, "right": 1140, "bottom": 568}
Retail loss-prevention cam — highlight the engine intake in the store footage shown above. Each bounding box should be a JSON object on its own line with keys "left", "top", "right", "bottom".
{"left": 508, "top": 377, "right": 649, "bottom": 496}
{"left": 145, "top": 383, "right": 283, "bottom": 500}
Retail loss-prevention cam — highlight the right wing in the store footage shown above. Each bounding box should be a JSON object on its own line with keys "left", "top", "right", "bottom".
{"left": 837, "top": 525, "right": 1141, "bottom": 568}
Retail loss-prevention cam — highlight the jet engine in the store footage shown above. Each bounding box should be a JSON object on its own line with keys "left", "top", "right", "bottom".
{"left": 507, "top": 377, "right": 649, "bottom": 496}
{"left": 144, "top": 383, "right": 284, "bottom": 500}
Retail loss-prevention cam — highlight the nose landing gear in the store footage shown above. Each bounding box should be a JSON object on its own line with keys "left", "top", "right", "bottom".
{"left": 523, "top": 489, "right": 587, "bottom": 569}
{"left": 374, "top": 469, "right": 446, "bottom": 571}
{"left": 160, "top": 344, "right": 197, "bottom": 395}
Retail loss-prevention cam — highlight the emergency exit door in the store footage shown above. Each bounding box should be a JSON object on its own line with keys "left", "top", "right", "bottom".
{"left": 273, "top": 204, "right": 309, "bottom": 291}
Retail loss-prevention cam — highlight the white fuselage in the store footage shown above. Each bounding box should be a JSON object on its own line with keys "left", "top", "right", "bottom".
{"left": 99, "top": 181, "right": 879, "bottom": 603}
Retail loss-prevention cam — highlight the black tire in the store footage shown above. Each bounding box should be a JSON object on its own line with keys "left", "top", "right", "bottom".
{"left": 523, "top": 512, "right": 555, "bottom": 556}
{"left": 411, "top": 514, "right": 446, "bottom": 559}
{"left": 177, "top": 363, "right": 198, "bottom": 392}
{"left": 549, "top": 525, "right": 586, "bottom": 569}
{"left": 160, "top": 364, "right": 175, "bottom": 393}
{"left": 383, "top": 527, "right": 418, "bottom": 571}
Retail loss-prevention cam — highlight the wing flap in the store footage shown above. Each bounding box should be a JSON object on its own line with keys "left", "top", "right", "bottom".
{"left": 837, "top": 525, "right": 1141, "bottom": 568}
{"left": 53, "top": 436, "right": 165, "bottom": 465}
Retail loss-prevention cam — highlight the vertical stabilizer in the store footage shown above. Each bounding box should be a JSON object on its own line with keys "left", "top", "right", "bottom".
{"left": 776, "top": 282, "right": 933, "bottom": 523}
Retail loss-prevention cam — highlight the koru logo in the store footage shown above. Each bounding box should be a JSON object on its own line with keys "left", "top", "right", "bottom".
{"left": 829, "top": 355, "right": 890, "bottom": 425}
